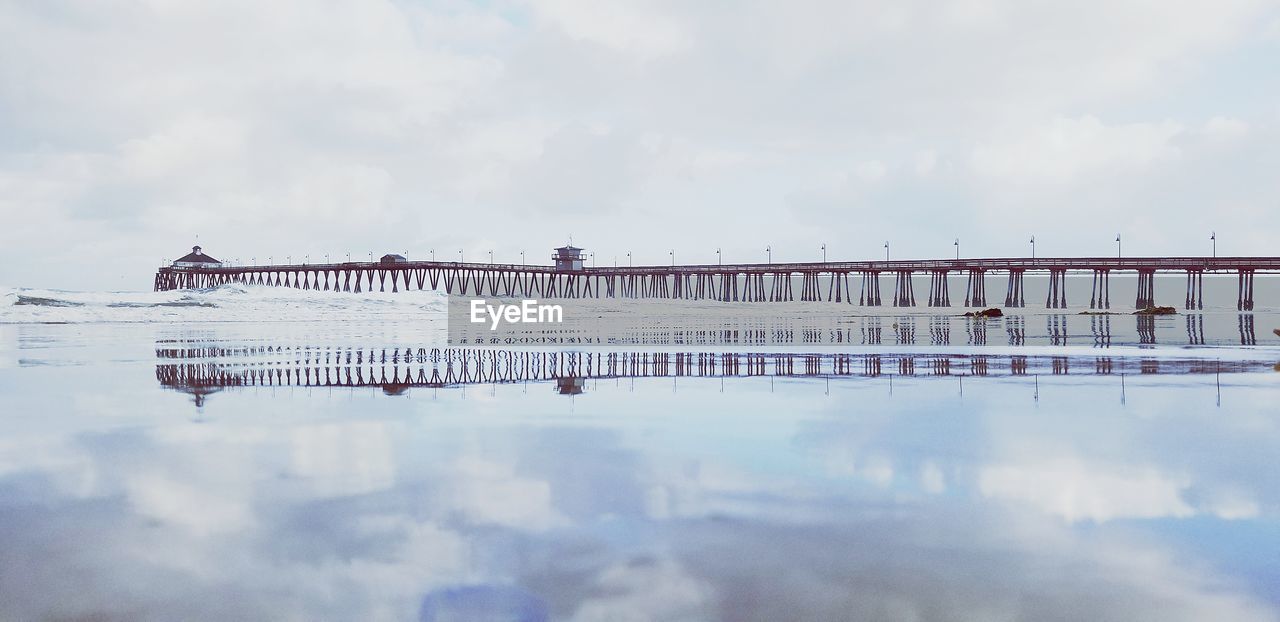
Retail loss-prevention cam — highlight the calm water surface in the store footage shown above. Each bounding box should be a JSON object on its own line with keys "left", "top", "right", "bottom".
{"left": 2, "top": 288, "right": 1279, "bottom": 621}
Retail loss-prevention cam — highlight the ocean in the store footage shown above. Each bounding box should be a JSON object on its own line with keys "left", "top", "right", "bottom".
{"left": 1, "top": 282, "right": 1278, "bottom": 620}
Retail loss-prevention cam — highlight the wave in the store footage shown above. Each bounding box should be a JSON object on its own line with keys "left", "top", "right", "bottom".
{"left": 17, "top": 294, "right": 215, "bottom": 309}
{"left": 1, "top": 283, "right": 449, "bottom": 324}
{"left": 107, "top": 301, "right": 219, "bottom": 308}
{"left": 15, "top": 295, "right": 85, "bottom": 307}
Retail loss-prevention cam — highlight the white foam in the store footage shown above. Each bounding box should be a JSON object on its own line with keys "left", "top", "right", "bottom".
{"left": 0, "top": 283, "right": 449, "bottom": 324}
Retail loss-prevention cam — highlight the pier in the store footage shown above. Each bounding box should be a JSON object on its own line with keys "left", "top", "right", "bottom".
{"left": 155, "top": 249, "right": 1279, "bottom": 310}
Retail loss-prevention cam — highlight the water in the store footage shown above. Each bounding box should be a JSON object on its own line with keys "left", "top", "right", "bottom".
{"left": 2, "top": 285, "right": 1279, "bottom": 621}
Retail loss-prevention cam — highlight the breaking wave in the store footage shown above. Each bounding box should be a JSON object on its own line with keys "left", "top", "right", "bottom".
{"left": 1, "top": 283, "right": 448, "bottom": 324}
{"left": 14, "top": 296, "right": 85, "bottom": 307}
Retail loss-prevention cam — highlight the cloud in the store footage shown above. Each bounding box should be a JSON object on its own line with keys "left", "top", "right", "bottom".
{"left": 1203, "top": 116, "right": 1251, "bottom": 141}
{"left": 531, "top": 0, "right": 694, "bottom": 60}
{"left": 970, "top": 116, "right": 1185, "bottom": 184}
{"left": 1, "top": 0, "right": 1279, "bottom": 286}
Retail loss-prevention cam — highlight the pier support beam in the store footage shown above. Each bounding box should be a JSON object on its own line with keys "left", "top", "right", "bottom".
{"left": 1185, "top": 270, "right": 1204, "bottom": 310}
{"left": 801, "top": 272, "right": 822, "bottom": 301}
{"left": 860, "top": 271, "right": 882, "bottom": 306}
{"left": 964, "top": 269, "right": 986, "bottom": 307}
{"left": 928, "top": 270, "right": 950, "bottom": 307}
{"left": 1004, "top": 269, "right": 1025, "bottom": 308}
{"left": 1045, "top": 269, "right": 1067, "bottom": 309}
{"left": 1089, "top": 269, "right": 1110, "bottom": 309}
{"left": 1237, "top": 269, "right": 1255, "bottom": 311}
{"left": 827, "top": 271, "right": 850, "bottom": 302}
{"left": 893, "top": 270, "right": 916, "bottom": 307}
{"left": 1136, "top": 269, "right": 1156, "bottom": 309}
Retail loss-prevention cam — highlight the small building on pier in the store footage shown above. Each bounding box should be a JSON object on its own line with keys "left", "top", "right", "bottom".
{"left": 171, "top": 246, "right": 222, "bottom": 269}
{"left": 553, "top": 245, "right": 585, "bottom": 271}
{"left": 380, "top": 253, "right": 407, "bottom": 265}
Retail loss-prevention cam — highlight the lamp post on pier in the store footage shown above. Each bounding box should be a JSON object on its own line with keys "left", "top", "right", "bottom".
{"left": 884, "top": 242, "right": 889, "bottom": 261}
{"left": 1115, "top": 234, "right": 1121, "bottom": 258}
{"left": 458, "top": 249, "right": 463, "bottom": 263}
{"left": 717, "top": 248, "right": 721, "bottom": 265}
{"left": 669, "top": 250, "right": 675, "bottom": 266}
{"left": 627, "top": 252, "right": 632, "bottom": 267}
{"left": 1211, "top": 232, "right": 1216, "bottom": 258}
{"left": 1030, "top": 236, "right": 1035, "bottom": 259}
{"left": 766, "top": 245, "right": 772, "bottom": 263}
{"left": 488, "top": 250, "right": 493, "bottom": 264}
{"left": 521, "top": 250, "right": 525, "bottom": 265}
{"left": 821, "top": 243, "right": 827, "bottom": 263}
{"left": 954, "top": 238, "right": 959, "bottom": 259}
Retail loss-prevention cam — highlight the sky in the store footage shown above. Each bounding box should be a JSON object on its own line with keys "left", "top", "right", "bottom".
{"left": 2, "top": 0, "right": 1279, "bottom": 290}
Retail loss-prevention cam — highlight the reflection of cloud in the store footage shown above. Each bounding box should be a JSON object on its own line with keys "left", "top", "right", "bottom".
{"left": 0, "top": 436, "right": 98, "bottom": 498}
{"left": 920, "top": 461, "right": 946, "bottom": 494}
{"left": 644, "top": 461, "right": 831, "bottom": 522}
{"left": 4, "top": 354, "right": 1280, "bottom": 620}
{"left": 290, "top": 421, "right": 395, "bottom": 498}
{"left": 419, "top": 584, "right": 548, "bottom": 622}
{"left": 819, "top": 449, "right": 898, "bottom": 488}
{"left": 1203, "top": 490, "right": 1261, "bottom": 520}
{"left": 570, "top": 558, "right": 711, "bottom": 622}
{"left": 447, "top": 456, "right": 566, "bottom": 531}
{"left": 978, "top": 458, "right": 1194, "bottom": 523}
{"left": 659, "top": 514, "right": 1278, "bottom": 622}
{"left": 644, "top": 484, "right": 671, "bottom": 519}
{"left": 126, "top": 472, "right": 252, "bottom": 535}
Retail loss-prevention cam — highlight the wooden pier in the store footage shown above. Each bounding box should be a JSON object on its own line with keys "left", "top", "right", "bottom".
{"left": 155, "top": 255, "right": 1280, "bottom": 310}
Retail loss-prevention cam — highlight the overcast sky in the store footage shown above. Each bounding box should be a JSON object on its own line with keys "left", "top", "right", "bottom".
{"left": 2, "top": 0, "right": 1279, "bottom": 289}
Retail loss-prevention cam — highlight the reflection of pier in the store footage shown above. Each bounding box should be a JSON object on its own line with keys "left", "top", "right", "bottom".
{"left": 1239, "top": 314, "right": 1257, "bottom": 345}
{"left": 155, "top": 346, "right": 1267, "bottom": 399}
{"left": 451, "top": 312, "right": 1263, "bottom": 348}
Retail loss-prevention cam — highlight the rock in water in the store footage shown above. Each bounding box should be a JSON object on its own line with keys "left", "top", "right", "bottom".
{"left": 1133, "top": 306, "right": 1177, "bottom": 315}
{"left": 963, "top": 308, "right": 1003, "bottom": 318}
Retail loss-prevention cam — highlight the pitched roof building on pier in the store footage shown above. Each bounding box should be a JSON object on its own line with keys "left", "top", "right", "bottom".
{"left": 172, "top": 246, "right": 222, "bottom": 268}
